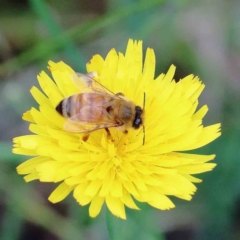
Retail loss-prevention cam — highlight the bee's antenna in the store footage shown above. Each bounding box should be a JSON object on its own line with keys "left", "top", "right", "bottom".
{"left": 143, "top": 125, "right": 145, "bottom": 145}
{"left": 143, "top": 92, "right": 146, "bottom": 145}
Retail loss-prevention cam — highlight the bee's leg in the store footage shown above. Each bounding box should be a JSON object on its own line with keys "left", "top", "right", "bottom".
{"left": 82, "top": 134, "right": 89, "bottom": 142}
{"left": 105, "top": 128, "right": 114, "bottom": 142}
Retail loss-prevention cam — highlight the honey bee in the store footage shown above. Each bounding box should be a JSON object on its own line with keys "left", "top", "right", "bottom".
{"left": 55, "top": 72, "right": 145, "bottom": 143}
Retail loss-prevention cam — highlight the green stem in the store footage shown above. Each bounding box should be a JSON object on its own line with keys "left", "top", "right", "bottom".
{"left": 106, "top": 209, "right": 126, "bottom": 240}
{"left": 106, "top": 207, "right": 166, "bottom": 240}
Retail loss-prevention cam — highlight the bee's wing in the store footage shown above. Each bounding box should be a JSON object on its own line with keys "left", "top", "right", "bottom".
{"left": 81, "top": 92, "right": 113, "bottom": 106}
{"left": 64, "top": 121, "right": 119, "bottom": 133}
{"left": 63, "top": 106, "right": 122, "bottom": 133}
{"left": 71, "top": 72, "right": 117, "bottom": 96}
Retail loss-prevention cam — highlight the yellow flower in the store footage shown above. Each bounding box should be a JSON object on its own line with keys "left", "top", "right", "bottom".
{"left": 13, "top": 39, "right": 221, "bottom": 220}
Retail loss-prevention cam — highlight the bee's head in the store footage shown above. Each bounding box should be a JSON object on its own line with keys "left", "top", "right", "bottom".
{"left": 133, "top": 92, "right": 146, "bottom": 145}
{"left": 132, "top": 106, "right": 143, "bottom": 129}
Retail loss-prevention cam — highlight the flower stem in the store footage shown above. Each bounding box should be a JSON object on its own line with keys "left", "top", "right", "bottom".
{"left": 106, "top": 210, "right": 125, "bottom": 240}
{"left": 106, "top": 208, "right": 166, "bottom": 240}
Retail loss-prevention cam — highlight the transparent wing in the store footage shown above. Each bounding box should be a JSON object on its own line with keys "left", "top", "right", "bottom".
{"left": 71, "top": 72, "right": 117, "bottom": 96}
{"left": 64, "top": 121, "right": 120, "bottom": 133}
{"left": 81, "top": 92, "right": 114, "bottom": 106}
{"left": 70, "top": 106, "right": 112, "bottom": 122}
{"left": 63, "top": 105, "right": 123, "bottom": 133}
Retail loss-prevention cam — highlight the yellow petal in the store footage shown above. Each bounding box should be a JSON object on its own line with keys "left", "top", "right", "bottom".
{"left": 39, "top": 103, "right": 65, "bottom": 129}
{"left": 22, "top": 110, "right": 35, "bottom": 123}
{"left": 147, "top": 190, "right": 175, "bottom": 210}
{"left": 143, "top": 48, "right": 155, "bottom": 81}
{"left": 24, "top": 173, "right": 39, "bottom": 182}
{"left": 74, "top": 184, "right": 93, "bottom": 206}
{"left": 17, "top": 156, "right": 49, "bottom": 174}
{"left": 121, "top": 191, "right": 139, "bottom": 210}
{"left": 48, "top": 182, "right": 73, "bottom": 203}
{"left": 176, "top": 163, "right": 217, "bottom": 174}
{"left": 193, "top": 105, "right": 208, "bottom": 120}
{"left": 106, "top": 194, "right": 126, "bottom": 220}
{"left": 86, "top": 54, "right": 104, "bottom": 76}
{"left": 89, "top": 196, "right": 105, "bottom": 218}
{"left": 30, "top": 86, "right": 50, "bottom": 106}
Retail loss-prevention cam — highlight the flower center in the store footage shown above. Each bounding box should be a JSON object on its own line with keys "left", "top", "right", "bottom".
{"left": 108, "top": 143, "right": 117, "bottom": 157}
{"left": 112, "top": 156, "right": 122, "bottom": 166}
{"left": 107, "top": 142, "right": 123, "bottom": 166}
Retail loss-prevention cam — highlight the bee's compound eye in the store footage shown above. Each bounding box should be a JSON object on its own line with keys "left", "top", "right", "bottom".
{"left": 133, "top": 106, "right": 143, "bottom": 129}
{"left": 135, "top": 118, "right": 142, "bottom": 126}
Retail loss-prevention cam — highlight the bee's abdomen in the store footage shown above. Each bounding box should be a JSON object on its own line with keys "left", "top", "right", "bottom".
{"left": 56, "top": 100, "right": 64, "bottom": 115}
{"left": 56, "top": 97, "right": 73, "bottom": 118}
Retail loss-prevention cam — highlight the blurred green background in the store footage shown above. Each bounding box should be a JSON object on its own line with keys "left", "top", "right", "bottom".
{"left": 0, "top": 0, "right": 240, "bottom": 239}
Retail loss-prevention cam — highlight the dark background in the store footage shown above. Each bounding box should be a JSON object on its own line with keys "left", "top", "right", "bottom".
{"left": 0, "top": 0, "right": 240, "bottom": 239}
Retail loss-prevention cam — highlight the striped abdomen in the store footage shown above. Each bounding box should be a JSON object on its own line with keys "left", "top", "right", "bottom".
{"left": 55, "top": 93, "right": 115, "bottom": 122}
